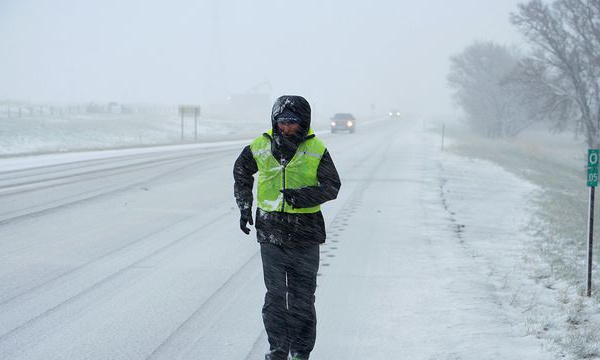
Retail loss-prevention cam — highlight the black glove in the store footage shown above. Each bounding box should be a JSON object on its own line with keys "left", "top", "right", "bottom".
{"left": 240, "top": 208, "right": 253, "bottom": 235}
{"left": 281, "top": 188, "right": 302, "bottom": 208}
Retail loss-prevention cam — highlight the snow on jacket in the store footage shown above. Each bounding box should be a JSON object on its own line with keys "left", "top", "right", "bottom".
{"left": 233, "top": 95, "right": 341, "bottom": 247}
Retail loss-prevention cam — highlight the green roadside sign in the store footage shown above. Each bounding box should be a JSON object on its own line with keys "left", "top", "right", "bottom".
{"left": 588, "top": 149, "right": 599, "bottom": 187}
{"left": 587, "top": 149, "right": 598, "bottom": 296}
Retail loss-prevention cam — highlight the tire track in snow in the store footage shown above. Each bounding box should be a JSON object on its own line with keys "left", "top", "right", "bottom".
{"left": 0, "top": 202, "right": 235, "bottom": 347}
{"left": 318, "top": 126, "right": 398, "bottom": 273}
{"left": 0, "top": 148, "right": 239, "bottom": 345}
{"left": 0, "top": 150, "right": 233, "bottom": 225}
{"left": 0, "top": 198, "right": 228, "bottom": 306}
{"left": 0, "top": 153, "right": 198, "bottom": 195}
{"left": 145, "top": 250, "right": 263, "bottom": 360}
{"left": 0, "top": 151, "right": 175, "bottom": 187}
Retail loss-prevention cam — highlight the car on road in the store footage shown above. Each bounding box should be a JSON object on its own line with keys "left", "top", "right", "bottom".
{"left": 389, "top": 109, "right": 401, "bottom": 118}
{"left": 330, "top": 113, "right": 356, "bottom": 133}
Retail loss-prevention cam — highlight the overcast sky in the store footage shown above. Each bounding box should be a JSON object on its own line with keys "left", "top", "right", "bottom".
{"left": 0, "top": 0, "right": 525, "bottom": 117}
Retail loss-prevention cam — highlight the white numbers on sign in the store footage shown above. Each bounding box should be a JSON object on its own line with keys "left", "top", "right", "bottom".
{"left": 589, "top": 173, "right": 598, "bottom": 183}
{"left": 590, "top": 152, "right": 598, "bottom": 165}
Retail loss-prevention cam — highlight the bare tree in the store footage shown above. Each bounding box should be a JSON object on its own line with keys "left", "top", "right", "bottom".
{"left": 511, "top": 0, "right": 600, "bottom": 147}
{"left": 448, "top": 41, "right": 531, "bottom": 137}
{"left": 506, "top": 57, "right": 577, "bottom": 133}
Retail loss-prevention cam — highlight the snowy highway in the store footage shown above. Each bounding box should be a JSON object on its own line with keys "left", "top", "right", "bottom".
{"left": 0, "top": 118, "right": 553, "bottom": 359}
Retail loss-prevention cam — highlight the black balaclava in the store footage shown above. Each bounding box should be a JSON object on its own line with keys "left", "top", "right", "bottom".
{"left": 270, "top": 95, "right": 311, "bottom": 163}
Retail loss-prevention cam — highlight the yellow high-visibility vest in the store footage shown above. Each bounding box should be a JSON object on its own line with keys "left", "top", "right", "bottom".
{"left": 250, "top": 129, "right": 325, "bottom": 213}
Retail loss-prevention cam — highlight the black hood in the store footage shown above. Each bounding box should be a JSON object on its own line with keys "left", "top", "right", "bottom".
{"left": 271, "top": 95, "right": 311, "bottom": 137}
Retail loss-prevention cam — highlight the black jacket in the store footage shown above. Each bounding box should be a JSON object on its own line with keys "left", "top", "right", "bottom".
{"left": 233, "top": 95, "right": 341, "bottom": 247}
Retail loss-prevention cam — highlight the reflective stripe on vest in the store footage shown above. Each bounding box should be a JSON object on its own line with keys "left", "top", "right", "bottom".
{"left": 250, "top": 129, "right": 325, "bottom": 214}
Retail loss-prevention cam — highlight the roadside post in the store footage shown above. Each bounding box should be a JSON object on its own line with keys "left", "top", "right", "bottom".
{"left": 441, "top": 123, "right": 445, "bottom": 151}
{"left": 586, "top": 149, "right": 598, "bottom": 297}
{"left": 178, "top": 105, "right": 201, "bottom": 142}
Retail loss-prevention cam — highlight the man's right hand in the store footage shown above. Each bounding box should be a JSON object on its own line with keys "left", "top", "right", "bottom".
{"left": 240, "top": 208, "right": 253, "bottom": 235}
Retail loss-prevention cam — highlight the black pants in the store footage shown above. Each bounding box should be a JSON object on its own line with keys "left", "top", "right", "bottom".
{"left": 260, "top": 242, "right": 320, "bottom": 358}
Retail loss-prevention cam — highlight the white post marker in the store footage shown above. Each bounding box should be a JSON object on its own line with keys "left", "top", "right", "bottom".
{"left": 586, "top": 149, "right": 598, "bottom": 297}
{"left": 441, "top": 123, "right": 445, "bottom": 152}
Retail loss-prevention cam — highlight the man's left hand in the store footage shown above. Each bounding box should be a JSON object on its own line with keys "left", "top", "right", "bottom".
{"left": 281, "top": 188, "right": 302, "bottom": 208}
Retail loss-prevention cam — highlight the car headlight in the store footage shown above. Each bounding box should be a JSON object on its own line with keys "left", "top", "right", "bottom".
{"left": 331, "top": 121, "right": 336, "bottom": 126}
{"left": 347, "top": 120, "right": 354, "bottom": 127}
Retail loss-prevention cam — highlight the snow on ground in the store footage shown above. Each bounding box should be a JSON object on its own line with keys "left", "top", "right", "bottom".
{"left": 313, "top": 124, "right": 553, "bottom": 359}
{"left": 439, "top": 122, "right": 600, "bottom": 359}
{"left": 1, "top": 113, "right": 598, "bottom": 359}
{"left": 0, "top": 110, "right": 334, "bottom": 157}
{"left": 0, "top": 112, "right": 266, "bottom": 156}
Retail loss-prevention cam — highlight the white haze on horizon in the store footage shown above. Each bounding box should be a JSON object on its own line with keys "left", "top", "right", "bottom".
{"left": 0, "top": 0, "right": 524, "bottom": 117}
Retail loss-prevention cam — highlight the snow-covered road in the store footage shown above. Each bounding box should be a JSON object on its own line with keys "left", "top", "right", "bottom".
{"left": 0, "top": 118, "right": 553, "bottom": 359}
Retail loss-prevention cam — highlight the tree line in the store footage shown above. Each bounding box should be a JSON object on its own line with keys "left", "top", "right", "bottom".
{"left": 448, "top": 0, "right": 600, "bottom": 147}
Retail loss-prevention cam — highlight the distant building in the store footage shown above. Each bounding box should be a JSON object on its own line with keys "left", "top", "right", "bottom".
{"left": 226, "top": 80, "right": 272, "bottom": 119}
{"left": 86, "top": 103, "right": 105, "bottom": 114}
{"left": 228, "top": 93, "right": 270, "bottom": 117}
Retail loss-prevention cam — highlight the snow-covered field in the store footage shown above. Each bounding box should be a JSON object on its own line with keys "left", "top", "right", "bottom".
{"left": 441, "top": 123, "right": 600, "bottom": 358}
{"left": 0, "top": 110, "right": 333, "bottom": 157}
{"left": 0, "top": 111, "right": 267, "bottom": 156}
{"left": 0, "top": 113, "right": 598, "bottom": 359}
